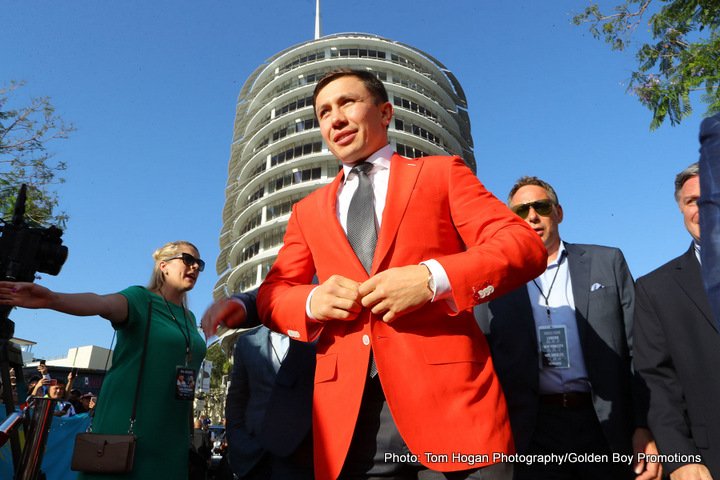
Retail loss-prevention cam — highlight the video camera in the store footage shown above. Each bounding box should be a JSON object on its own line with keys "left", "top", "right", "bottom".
{"left": 0, "top": 184, "right": 68, "bottom": 281}
{"left": 0, "top": 184, "right": 68, "bottom": 327}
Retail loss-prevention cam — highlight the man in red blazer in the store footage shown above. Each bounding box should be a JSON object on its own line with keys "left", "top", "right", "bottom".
{"left": 257, "top": 69, "right": 547, "bottom": 480}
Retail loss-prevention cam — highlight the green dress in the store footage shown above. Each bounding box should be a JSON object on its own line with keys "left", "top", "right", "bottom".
{"left": 79, "top": 286, "right": 206, "bottom": 480}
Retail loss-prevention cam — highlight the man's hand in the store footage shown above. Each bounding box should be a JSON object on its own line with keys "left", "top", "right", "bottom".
{"left": 670, "top": 464, "right": 713, "bottom": 480}
{"left": 632, "top": 427, "right": 662, "bottom": 480}
{"left": 309, "top": 275, "right": 362, "bottom": 322}
{"left": 359, "top": 265, "right": 433, "bottom": 323}
{"left": 200, "top": 298, "right": 247, "bottom": 340}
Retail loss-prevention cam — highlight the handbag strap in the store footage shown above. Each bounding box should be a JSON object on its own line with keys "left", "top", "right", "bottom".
{"left": 128, "top": 300, "right": 153, "bottom": 434}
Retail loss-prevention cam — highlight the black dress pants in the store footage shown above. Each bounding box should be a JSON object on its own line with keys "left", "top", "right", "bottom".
{"left": 338, "top": 375, "right": 512, "bottom": 480}
{"left": 514, "top": 402, "right": 633, "bottom": 480}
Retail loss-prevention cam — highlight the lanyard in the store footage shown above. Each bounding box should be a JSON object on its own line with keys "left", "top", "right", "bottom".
{"left": 532, "top": 250, "right": 566, "bottom": 323}
{"left": 162, "top": 296, "right": 192, "bottom": 366}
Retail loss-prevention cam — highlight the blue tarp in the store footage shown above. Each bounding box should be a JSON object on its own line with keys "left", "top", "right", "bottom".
{"left": 0, "top": 411, "right": 91, "bottom": 480}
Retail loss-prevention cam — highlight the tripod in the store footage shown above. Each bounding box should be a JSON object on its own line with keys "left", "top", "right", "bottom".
{"left": 0, "top": 312, "right": 54, "bottom": 480}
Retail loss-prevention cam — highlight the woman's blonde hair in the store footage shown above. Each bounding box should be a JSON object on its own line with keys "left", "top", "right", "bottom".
{"left": 147, "top": 241, "right": 200, "bottom": 296}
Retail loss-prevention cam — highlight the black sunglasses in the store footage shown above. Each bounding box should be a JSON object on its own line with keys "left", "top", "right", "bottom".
{"left": 511, "top": 200, "right": 555, "bottom": 219}
{"left": 166, "top": 253, "right": 205, "bottom": 272}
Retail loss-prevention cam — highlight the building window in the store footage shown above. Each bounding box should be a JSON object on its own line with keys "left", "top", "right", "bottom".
{"left": 396, "top": 143, "right": 428, "bottom": 158}
{"left": 247, "top": 185, "right": 265, "bottom": 204}
{"left": 394, "top": 119, "right": 443, "bottom": 147}
{"left": 237, "top": 268, "right": 257, "bottom": 292}
{"left": 266, "top": 194, "right": 306, "bottom": 221}
{"left": 393, "top": 96, "right": 439, "bottom": 123}
{"left": 331, "top": 48, "right": 386, "bottom": 60}
{"left": 240, "top": 211, "right": 263, "bottom": 236}
{"left": 270, "top": 117, "right": 319, "bottom": 143}
{"left": 242, "top": 241, "right": 260, "bottom": 262}
{"left": 274, "top": 95, "right": 314, "bottom": 120}
{"left": 278, "top": 50, "right": 326, "bottom": 75}
{"left": 270, "top": 141, "right": 322, "bottom": 167}
{"left": 263, "top": 227, "right": 286, "bottom": 250}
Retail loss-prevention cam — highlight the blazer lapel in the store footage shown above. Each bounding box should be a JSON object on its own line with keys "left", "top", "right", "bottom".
{"left": 250, "top": 328, "right": 276, "bottom": 378}
{"left": 373, "top": 154, "right": 423, "bottom": 272}
{"left": 566, "top": 244, "right": 591, "bottom": 344}
{"left": 673, "top": 246, "right": 717, "bottom": 332}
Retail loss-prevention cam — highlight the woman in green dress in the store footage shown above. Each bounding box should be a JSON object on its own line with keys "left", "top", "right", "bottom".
{"left": 0, "top": 240, "right": 207, "bottom": 479}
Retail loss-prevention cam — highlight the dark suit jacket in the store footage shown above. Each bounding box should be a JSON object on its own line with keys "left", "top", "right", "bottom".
{"left": 478, "top": 243, "right": 643, "bottom": 454}
{"left": 225, "top": 325, "right": 315, "bottom": 477}
{"left": 634, "top": 246, "right": 720, "bottom": 476}
{"left": 699, "top": 112, "right": 720, "bottom": 329}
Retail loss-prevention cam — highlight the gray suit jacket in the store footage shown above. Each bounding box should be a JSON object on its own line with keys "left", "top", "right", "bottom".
{"left": 225, "top": 325, "right": 315, "bottom": 477}
{"left": 477, "top": 243, "right": 644, "bottom": 453}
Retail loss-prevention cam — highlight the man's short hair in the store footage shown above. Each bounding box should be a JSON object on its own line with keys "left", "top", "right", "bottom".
{"left": 674, "top": 162, "right": 700, "bottom": 202}
{"left": 507, "top": 176, "right": 560, "bottom": 205}
{"left": 312, "top": 68, "right": 389, "bottom": 114}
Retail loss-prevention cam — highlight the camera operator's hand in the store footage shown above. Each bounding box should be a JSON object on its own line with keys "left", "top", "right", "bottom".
{"left": 0, "top": 281, "right": 128, "bottom": 322}
{"left": 0, "top": 281, "right": 56, "bottom": 309}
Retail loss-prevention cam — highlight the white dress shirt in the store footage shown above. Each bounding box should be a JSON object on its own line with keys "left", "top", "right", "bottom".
{"left": 306, "top": 144, "right": 452, "bottom": 317}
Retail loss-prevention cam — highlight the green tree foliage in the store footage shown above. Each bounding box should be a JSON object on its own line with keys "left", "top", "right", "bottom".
{"left": 205, "top": 342, "right": 231, "bottom": 389}
{"left": 1, "top": 81, "right": 73, "bottom": 226}
{"left": 574, "top": 0, "right": 720, "bottom": 129}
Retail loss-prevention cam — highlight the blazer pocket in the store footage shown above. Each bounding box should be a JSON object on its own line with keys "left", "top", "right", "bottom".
{"left": 421, "top": 336, "right": 481, "bottom": 365}
{"left": 314, "top": 353, "right": 337, "bottom": 383}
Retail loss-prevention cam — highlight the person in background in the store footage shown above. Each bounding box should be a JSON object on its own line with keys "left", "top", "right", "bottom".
{"left": 634, "top": 163, "right": 720, "bottom": 479}
{"left": 69, "top": 388, "right": 86, "bottom": 414}
{"left": 0, "top": 240, "right": 207, "bottom": 480}
{"left": 226, "top": 325, "right": 315, "bottom": 480}
{"left": 478, "top": 176, "right": 660, "bottom": 480}
{"left": 46, "top": 380, "right": 75, "bottom": 417}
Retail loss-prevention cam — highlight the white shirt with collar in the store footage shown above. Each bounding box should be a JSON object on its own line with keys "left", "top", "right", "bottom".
{"left": 305, "top": 144, "right": 452, "bottom": 318}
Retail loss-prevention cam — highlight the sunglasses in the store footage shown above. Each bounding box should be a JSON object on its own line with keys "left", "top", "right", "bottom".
{"left": 166, "top": 253, "right": 205, "bottom": 272}
{"left": 511, "top": 200, "right": 555, "bottom": 219}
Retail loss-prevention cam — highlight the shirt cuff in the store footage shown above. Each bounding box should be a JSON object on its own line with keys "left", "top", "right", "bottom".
{"left": 420, "top": 259, "right": 452, "bottom": 301}
{"left": 306, "top": 286, "right": 320, "bottom": 319}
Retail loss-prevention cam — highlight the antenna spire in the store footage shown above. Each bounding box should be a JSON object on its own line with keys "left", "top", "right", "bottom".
{"left": 314, "top": 0, "right": 322, "bottom": 39}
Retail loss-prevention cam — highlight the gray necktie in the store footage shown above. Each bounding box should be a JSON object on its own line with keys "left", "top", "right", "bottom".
{"left": 347, "top": 162, "right": 377, "bottom": 274}
{"left": 346, "top": 162, "right": 378, "bottom": 377}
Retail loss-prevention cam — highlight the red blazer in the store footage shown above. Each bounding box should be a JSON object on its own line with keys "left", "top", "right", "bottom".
{"left": 258, "top": 154, "right": 547, "bottom": 480}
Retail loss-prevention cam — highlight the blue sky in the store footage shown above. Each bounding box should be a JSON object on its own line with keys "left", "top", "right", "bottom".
{"left": 2, "top": 0, "right": 709, "bottom": 359}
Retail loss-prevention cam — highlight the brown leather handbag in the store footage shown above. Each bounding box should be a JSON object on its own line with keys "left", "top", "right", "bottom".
{"left": 71, "top": 433, "right": 137, "bottom": 474}
{"left": 71, "top": 302, "right": 152, "bottom": 473}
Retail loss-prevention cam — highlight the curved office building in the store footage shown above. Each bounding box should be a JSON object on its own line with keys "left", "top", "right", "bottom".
{"left": 214, "top": 32, "right": 475, "bottom": 298}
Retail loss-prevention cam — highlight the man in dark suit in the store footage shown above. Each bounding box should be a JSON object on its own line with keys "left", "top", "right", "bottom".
{"left": 477, "top": 176, "right": 660, "bottom": 480}
{"left": 699, "top": 113, "right": 720, "bottom": 329}
{"left": 225, "top": 324, "right": 315, "bottom": 480}
{"left": 634, "top": 162, "right": 720, "bottom": 479}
